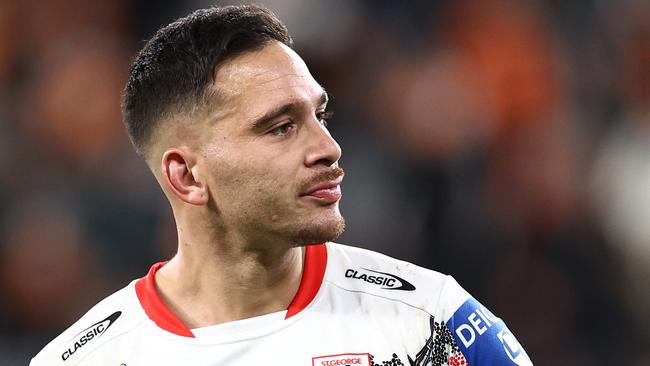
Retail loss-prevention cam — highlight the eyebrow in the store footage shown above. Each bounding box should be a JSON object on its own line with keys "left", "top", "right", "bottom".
{"left": 251, "top": 90, "right": 329, "bottom": 131}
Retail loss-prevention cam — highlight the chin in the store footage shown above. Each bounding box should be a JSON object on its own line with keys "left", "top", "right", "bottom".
{"left": 291, "top": 214, "right": 346, "bottom": 245}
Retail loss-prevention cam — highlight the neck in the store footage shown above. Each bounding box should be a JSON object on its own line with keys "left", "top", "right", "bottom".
{"left": 155, "top": 227, "right": 305, "bottom": 329}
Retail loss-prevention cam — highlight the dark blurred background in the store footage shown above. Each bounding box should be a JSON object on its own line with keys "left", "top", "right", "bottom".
{"left": 1, "top": 0, "right": 649, "bottom": 364}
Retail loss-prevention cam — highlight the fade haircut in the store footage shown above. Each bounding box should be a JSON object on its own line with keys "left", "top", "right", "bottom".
{"left": 122, "top": 4, "right": 293, "bottom": 157}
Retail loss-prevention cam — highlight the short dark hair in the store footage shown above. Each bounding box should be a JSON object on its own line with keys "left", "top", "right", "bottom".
{"left": 122, "top": 4, "right": 293, "bottom": 157}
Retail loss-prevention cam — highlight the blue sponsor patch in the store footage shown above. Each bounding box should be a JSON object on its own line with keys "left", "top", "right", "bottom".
{"left": 447, "top": 298, "right": 533, "bottom": 365}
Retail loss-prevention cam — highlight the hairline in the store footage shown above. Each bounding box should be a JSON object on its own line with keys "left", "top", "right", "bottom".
{"left": 141, "top": 38, "right": 283, "bottom": 162}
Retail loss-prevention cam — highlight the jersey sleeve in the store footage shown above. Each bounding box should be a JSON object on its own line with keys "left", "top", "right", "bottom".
{"left": 440, "top": 276, "right": 533, "bottom": 366}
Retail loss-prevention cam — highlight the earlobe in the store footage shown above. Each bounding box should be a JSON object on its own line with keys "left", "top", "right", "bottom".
{"left": 162, "top": 149, "right": 209, "bottom": 206}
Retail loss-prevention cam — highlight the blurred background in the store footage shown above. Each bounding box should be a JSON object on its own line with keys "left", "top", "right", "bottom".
{"left": 0, "top": 0, "right": 649, "bottom": 364}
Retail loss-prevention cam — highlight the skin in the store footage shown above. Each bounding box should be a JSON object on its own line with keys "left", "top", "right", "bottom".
{"left": 149, "top": 41, "right": 344, "bottom": 328}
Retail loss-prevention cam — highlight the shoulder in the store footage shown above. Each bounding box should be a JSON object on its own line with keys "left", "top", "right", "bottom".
{"left": 30, "top": 281, "right": 146, "bottom": 366}
{"left": 325, "top": 242, "right": 470, "bottom": 319}
{"left": 326, "top": 243, "right": 534, "bottom": 365}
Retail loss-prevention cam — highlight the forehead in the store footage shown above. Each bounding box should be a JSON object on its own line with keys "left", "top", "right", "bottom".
{"left": 212, "top": 42, "right": 324, "bottom": 116}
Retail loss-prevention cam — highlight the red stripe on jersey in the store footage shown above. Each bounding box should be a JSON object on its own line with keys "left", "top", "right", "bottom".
{"left": 135, "top": 243, "right": 327, "bottom": 336}
{"left": 135, "top": 262, "right": 195, "bottom": 338}
{"left": 286, "top": 243, "right": 328, "bottom": 319}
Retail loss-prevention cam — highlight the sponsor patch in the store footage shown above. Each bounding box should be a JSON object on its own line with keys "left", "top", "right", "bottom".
{"left": 61, "top": 311, "right": 122, "bottom": 361}
{"left": 312, "top": 353, "right": 371, "bottom": 366}
{"left": 344, "top": 268, "right": 415, "bottom": 291}
{"left": 447, "top": 298, "right": 532, "bottom": 366}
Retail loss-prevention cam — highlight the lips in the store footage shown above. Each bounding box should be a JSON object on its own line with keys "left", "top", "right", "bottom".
{"left": 305, "top": 183, "right": 341, "bottom": 203}
{"left": 304, "top": 179, "right": 342, "bottom": 196}
{"left": 301, "top": 170, "right": 344, "bottom": 203}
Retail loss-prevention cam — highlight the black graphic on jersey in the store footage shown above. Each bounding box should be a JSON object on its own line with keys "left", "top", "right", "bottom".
{"left": 407, "top": 316, "right": 468, "bottom": 366}
{"left": 369, "top": 316, "right": 468, "bottom": 366}
{"left": 369, "top": 353, "right": 405, "bottom": 366}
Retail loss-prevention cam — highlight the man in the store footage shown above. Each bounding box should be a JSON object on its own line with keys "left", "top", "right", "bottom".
{"left": 31, "top": 5, "right": 533, "bottom": 366}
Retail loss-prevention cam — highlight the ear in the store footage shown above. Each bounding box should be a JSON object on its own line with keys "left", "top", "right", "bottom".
{"left": 161, "top": 148, "right": 209, "bottom": 206}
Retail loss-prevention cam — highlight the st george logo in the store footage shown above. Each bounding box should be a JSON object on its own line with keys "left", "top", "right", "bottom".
{"left": 61, "top": 311, "right": 122, "bottom": 361}
{"left": 312, "top": 353, "right": 371, "bottom": 366}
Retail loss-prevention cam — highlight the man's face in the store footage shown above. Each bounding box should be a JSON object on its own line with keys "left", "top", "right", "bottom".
{"left": 194, "top": 42, "right": 344, "bottom": 246}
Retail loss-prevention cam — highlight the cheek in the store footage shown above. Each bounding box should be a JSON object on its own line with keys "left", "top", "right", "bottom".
{"left": 209, "top": 156, "right": 293, "bottom": 203}
{"left": 202, "top": 139, "right": 303, "bottom": 209}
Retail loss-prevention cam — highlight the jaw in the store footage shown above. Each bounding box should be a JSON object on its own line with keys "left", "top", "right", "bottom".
{"left": 198, "top": 183, "right": 345, "bottom": 249}
{"left": 286, "top": 205, "right": 346, "bottom": 245}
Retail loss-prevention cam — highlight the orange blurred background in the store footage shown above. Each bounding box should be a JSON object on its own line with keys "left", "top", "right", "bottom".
{"left": 0, "top": 0, "right": 648, "bottom": 364}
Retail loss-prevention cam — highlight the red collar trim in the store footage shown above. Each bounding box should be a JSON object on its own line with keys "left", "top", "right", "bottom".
{"left": 135, "top": 262, "right": 195, "bottom": 337}
{"left": 135, "top": 243, "right": 328, "bottom": 337}
{"left": 285, "top": 243, "right": 328, "bottom": 319}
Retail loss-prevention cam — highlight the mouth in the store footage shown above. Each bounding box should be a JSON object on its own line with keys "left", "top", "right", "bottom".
{"left": 304, "top": 181, "right": 342, "bottom": 203}
{"left": 300, "top": 171, "right": 344, "bottom": 204}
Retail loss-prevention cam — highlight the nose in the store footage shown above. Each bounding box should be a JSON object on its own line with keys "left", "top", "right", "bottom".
{"left": 304, "top": 119, "right": 342, "bottom": 167}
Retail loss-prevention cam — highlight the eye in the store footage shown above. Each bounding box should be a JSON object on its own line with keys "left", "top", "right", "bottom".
{"left": 269, "top": 122, "right": 296, "bottom": 136}
{"left": 316, "top": 111, "right": 334, "bottom": 127}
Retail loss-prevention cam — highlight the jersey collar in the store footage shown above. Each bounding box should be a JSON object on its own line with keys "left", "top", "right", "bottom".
{"left": 135, "top": 243, "right": 328, "bottom": 337}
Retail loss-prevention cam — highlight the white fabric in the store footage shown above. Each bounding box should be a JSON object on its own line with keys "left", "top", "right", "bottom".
{"left": 30, "top": 242, "right": 532, "bottom": 366}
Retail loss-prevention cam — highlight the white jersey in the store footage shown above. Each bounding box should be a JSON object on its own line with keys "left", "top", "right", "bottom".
{"left": 31, "top": 243, "right": 533, "bottom": 366}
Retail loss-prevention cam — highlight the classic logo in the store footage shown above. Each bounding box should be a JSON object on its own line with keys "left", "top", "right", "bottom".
{"left": 61, "top": 311, "right": 122, "bottom": 361}
{"left": 345, "top": 268, "right": 415, "bottom": 291}
{"left": 312, "top": 353, "right": 371, "bottom": 366}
